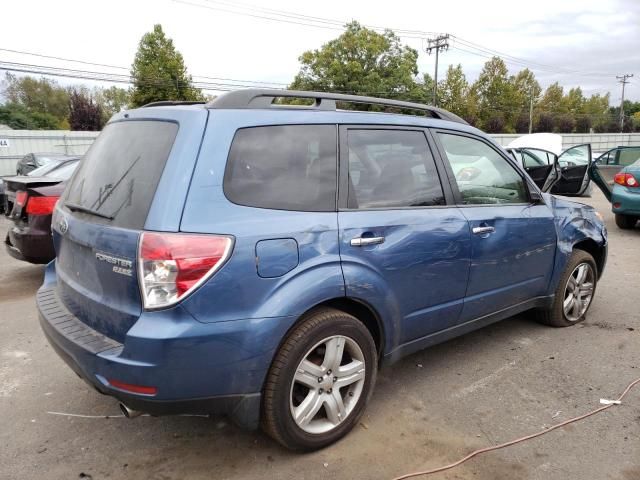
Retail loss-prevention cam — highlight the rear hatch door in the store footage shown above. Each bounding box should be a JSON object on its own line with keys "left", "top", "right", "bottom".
{"left": 54, "top": 111, "right": 207, "bottom": 342}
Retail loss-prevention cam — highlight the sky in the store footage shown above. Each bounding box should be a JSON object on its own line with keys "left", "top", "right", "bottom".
{"left": 0, "top": 0, "right": 638, "bottom": 102}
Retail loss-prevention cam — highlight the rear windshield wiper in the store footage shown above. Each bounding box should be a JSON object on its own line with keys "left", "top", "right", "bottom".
{"left": 65, "top": 202, "right": 114, "bottom": 220}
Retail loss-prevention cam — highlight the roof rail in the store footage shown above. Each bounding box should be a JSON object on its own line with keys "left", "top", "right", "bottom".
{"left": 142, "top": 100, "right": 206, "bottom": 108}
{"left": 206, "top": 89, "right": 468, "bottom": 124}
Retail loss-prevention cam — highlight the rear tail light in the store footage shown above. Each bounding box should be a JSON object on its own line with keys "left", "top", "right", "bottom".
{"left": 614, "top": 172, "right": 639, "bottom": 187}
{"left": 139, "top": 232, "right": 233, "bottom": 309}
{"left": 15, "top": 191, "right": 28, "bottom": 207}
{"left": 26, "top": 196, "right": 60, "bottom": 215}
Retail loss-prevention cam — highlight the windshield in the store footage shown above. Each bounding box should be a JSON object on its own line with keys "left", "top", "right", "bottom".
{"left": 63, "top": 120, "right": 178, "bottom": 229}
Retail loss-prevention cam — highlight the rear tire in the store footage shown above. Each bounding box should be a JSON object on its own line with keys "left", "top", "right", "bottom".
{"left": 615, "top": 213, "right": 637, "bottom": 229}
{"left": 533, "top": 250, "right": 597, "bottom": 327}
{"left": 261, "top": 308, "right": 377, "bottom": 451}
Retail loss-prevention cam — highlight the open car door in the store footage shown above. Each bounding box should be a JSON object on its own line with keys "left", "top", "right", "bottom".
{"left": 589, "top": 146, "right": 640, "bottom": 202}
{"left": 508, "top": 147, "right": 560, "bottom": 192}
{"left": 550, "top": 144, "right": 592, "bottom": 196}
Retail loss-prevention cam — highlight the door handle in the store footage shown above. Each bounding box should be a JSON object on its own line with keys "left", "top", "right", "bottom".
{"left": 350, "top": 236, "right": 385, "bottom": 247}
{"left": 472, "top": 226, "right": 495, "bottom": 235}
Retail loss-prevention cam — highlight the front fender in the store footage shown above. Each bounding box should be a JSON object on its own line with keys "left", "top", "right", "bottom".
{"left": 547, "top": 195, "right": 607, "bottom": 293}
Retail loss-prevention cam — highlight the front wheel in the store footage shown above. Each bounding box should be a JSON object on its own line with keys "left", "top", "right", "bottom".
{"left": 533, "top": 250, "right": 597, "bottom": 327}
{"left": 261, "top": 308, "right": 377, "bottom": 451}
{"left": 615, "top": 213, "right": 638, "bottom": 229}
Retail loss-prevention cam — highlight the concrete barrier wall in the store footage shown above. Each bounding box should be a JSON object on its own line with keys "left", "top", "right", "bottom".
{"left": 491, "top": 133, "right": 640, "bottom": 153}
{"left": 1, "top": 129, "right": 640, "bottom": 176}
{"left": 0, "top": 130, "right": 99, "bottom": 175}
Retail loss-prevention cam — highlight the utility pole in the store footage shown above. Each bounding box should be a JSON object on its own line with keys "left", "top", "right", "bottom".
{"left": 425, "top": 34, "right": 449, "bottom": 106}
{"left": 616, "top": 74, "right": 633, "bottom": 132}
{"left": 528, "top": 88, "right": 535, "bottom": 134}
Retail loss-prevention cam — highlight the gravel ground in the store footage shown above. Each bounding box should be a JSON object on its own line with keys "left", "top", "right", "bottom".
{"left": 1, "top": 188, "right": 639, "bottom": 480}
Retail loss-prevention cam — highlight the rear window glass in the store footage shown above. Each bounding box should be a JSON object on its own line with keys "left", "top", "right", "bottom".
{"left": 46, "top": 161, "right": 79, "bottom": 180}
{"left": 223, "top": 125, "right": 337, "bottom": 211}
{"left": 64, "top": 120, "right": 178, "bottom": 229}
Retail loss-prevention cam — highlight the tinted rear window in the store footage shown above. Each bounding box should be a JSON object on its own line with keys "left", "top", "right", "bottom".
{"left": 223, "top": 125, "right": 337, "bottom": 212}
{"left": 64, "top": 120, "right": 178, "bottom": 229}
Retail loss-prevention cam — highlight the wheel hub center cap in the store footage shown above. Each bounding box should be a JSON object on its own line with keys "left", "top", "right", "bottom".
{"left": 319, "top": 374, "right": 333, "bottom": 390}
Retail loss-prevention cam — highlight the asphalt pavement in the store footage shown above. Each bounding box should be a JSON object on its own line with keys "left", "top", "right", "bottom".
{"left": 1, "top": 188, "right": 638, "bottom": 480}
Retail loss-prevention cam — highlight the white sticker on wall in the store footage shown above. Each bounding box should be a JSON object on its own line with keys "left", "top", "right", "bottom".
{"left": 0, "top": 139, "right": 9, "bottom": 148}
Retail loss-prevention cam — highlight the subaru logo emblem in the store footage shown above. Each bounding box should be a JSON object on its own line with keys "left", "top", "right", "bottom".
{"left": 59, "top": 217, "right": 69, "bottom": 235}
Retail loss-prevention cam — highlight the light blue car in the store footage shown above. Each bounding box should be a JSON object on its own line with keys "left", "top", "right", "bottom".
{"left": 590, "top": 146, "right": 640, "bottom": 229}
{"left": 36, "top": 89, "right": 608, "bottom": 450}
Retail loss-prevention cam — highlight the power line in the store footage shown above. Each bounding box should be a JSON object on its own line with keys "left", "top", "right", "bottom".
{"left": 172, "top": 0, "right": 440, "bottom": 40}
{"left": 0, "top": 48, "right": 287, "bottom": 87}
{"left": 174, "top": 0, "right": 618, "bottom": 78}
{"left": 2, "top": 60, "right": 625, "bottom": 121}
{"left": 0, "top": 61, "right": 428, "bottom": 97}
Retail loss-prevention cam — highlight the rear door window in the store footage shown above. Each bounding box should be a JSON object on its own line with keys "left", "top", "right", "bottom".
{"left": 346, "top": 129, "right": 445, "bottom": 209}
{"left": 63, "top": 120, "right": 178, "bottom": 229}
{"left": 223, "top": 125, "right": 337, "bottom": 211}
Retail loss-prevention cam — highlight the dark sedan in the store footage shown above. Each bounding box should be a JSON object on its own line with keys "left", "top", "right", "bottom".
{"left": 1, "top": 157, "right": 80, "bottom": 214}
{"left": 15, "top": 152, "right": 79, "bottom": 176}
{"left": 4, "top": 159, "right": 79, "bottom": 264}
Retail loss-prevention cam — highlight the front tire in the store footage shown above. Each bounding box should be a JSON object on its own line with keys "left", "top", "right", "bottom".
{"left": 615, "top": 213, "right": 638, "bottom": 229}
{"left": 534, "top": 250, "right": 597, "bottom": 327}
{"left": 261, "top": 308, "right": 377, "bottom": 451}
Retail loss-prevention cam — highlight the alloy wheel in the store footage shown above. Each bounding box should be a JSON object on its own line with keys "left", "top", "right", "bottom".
{"left": 563, "top": 262, "right": 595, "bottom": 322}
{"left": 289, "top": 335, "right": 366, "bottom": 434}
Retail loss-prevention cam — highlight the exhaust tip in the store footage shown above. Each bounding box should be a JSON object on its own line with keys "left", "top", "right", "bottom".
{"left": 119, "top": 402, "right": 143, "bottom": 419}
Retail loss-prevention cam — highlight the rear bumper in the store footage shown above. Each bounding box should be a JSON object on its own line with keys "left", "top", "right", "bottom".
{"left": 5, "top": 220, "right": 55, "bottom": 264}
{"left": 611, "top": 186, "right": 640, "bottom": 216}
{"left": 36, "top": 267, "right": 296, "bottom": 429}
{"left": 39, "top": 315, "right": 260, "bottom": 425}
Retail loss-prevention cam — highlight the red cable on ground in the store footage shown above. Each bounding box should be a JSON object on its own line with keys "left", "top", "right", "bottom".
{"left": 392, "top": 376, "right": 640, "bottom": 480}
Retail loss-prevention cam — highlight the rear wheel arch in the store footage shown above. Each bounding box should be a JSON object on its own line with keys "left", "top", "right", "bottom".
{"left": 319, "top": 298, "right": 385, "bottom": 358}
{"left": 266, "top": 298, "right": 386, "bottom": 377}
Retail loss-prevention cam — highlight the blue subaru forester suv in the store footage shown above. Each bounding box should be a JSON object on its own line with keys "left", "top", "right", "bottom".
{"left": 37, "top": 89, "right": 607, "bottom": 450}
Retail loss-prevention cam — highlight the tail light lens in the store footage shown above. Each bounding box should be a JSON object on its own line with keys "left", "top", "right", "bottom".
{"left": 139, "top": 232, "right": 233, "bottom": 309}
{"left": 614, "top": 172, "right": 639, "bottom": 187}
{"left": 15, "top": 191, "right": 28, "bottom": 207}
{"left": 26, "top": 196, "right": 60, "bottom": 215}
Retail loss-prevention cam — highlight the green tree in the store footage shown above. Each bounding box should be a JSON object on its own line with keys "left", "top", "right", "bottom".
{"left": 511, "top": 68, "right": 541, "bottom": 132}
{"left": 583, "top": 93, "right": 611, "bottom": 132}
{"left": 130, "top": 24, "right": 203, "bottom": 107}
{"left": 563, "top": 87, "right": 584, "bottom": 115}
{"left": 289, "top": 22, "right": 420, "bottom": 107}
{"left": 472, "top": 57, "right": 518, "bottom": 131}
{"left": 437, "top": 65, "right": 469, "bottom": 117}
{"left": 538, "top": 82, "right": 566, "bottom": 115}
{"left": 2, "top": 73, "right": 69, "bottom": 127}
{"left": 95, "top": 86, "right": 131, "bottom": 123}
{"left": 0, "top": 102, "right": 61, "bottom": 130}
